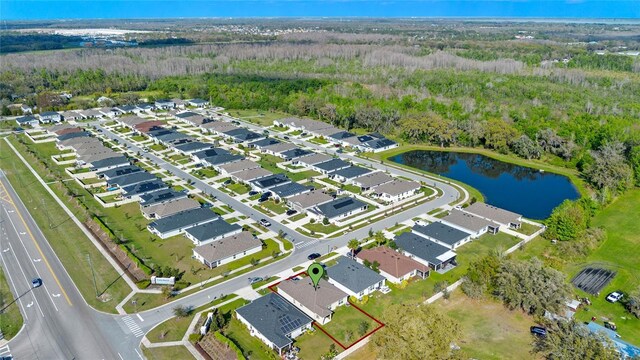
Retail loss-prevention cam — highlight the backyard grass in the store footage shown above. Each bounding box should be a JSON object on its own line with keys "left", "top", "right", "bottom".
{"left": 1, "top": 138, "right": 131, "bottom": 313}
{"left": 0, "top": 267, "right": 24, "bottom": 340}
{"left": 257, "top": 154, "right": 284, "bottom": 174}
{"left": 516, "top": 222, "right": 541, "bottom": 236}
{"left": 432, "top": 290, "right": 536, "bottom": 360}
{"left": 141, "top": 345, "right": 195, "bottom": 360}
{"left": 319, "top": 304, "right": 380, "bottom": 346}
{"left": 224, "top": 318, "right": 280, "bottom": 359}
{"left": 192, "top": 168, "right": 218, "bottom": 179}
{"left": 288, "top": 170, "right": 321, "bottom": 182}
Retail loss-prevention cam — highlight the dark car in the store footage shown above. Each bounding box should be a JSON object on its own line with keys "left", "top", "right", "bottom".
{"left": 286, "top": 209, "right": 298, "bottom": 216}
{"left": 307, "top": 253, "right": 321, "bottom": 261}
{"left": 31, "top": 277, "right": 43, "bottom": 288}
{"left": 530, "top": 326, "right": 547, "bottom": 337}
{"left": 249, "top": 190, "right": 259, "bottom": 196}
{"left": 223, "top": 179, "right": 232, "bottom": 185}
{"left": 283, "top": 136, "right": 290, "bottom": 140}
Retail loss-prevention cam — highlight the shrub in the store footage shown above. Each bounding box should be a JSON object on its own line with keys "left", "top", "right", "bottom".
{"left": 188, "top": 333, "right": 202, "bottom": 343}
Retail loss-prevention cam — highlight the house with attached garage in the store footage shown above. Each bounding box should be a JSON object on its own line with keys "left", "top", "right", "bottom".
{"left": 106, "top": 171, "right": 157, "bottom": 190}
{"left": 122, "top": 179, "right": 168, "bottom": 200}
{"left": 184, "top": 217, "right": 242, "bottom": 246}
{"left": 60, "top": 111, "right": 84, "bottom": 121}
{"left": 248, "top": 138, "right": 280, "bottom": 150}
{"left": 20, "top": 104, "right": 33, "bottom": 114}
{"left": 292, "top": 153, "right": 333, "bottom": 167}
{"left": 187, "top": 98, "right": 209, "bottom": 108}
{"left": 223, "top": 128, "right": 264, "bottom": 144}
{"left": 371, "top": 180, "right": 421, "bottom": 203}
{"left": 141, "top": 197, "right": 200, "bottom": 220}
{"left": 308, "top": 158, "right": 351, "bottom": 175}
{"left": 280, "top": 148, "right": 313, "bottom": 161}
{"left": 287, "top": 190, "right": 334, "bottom": 214}
{"left": 193, "top": 231, "right": 262, "bottom": 269}
{"left": 88, "top": 156, "right": 130, "bottom": 172}
{"left": 38, "top": 111, "right": 62, "bottom": 123}
{"left": 147, "top": 207, "right": 218, "bottom": 239}
{"left": 261, "top": 142, "right": 297, "bottom": 158}
{"left": 351, "top": 171, "right": 394, "bottom": 191}
{"left": 273, "top": 117, "right": 334, "bottom": 133}
{"left": 310, "top": 196, "right": 368, "bottom": 223}
{"left": 98, "top": 107, "right": 121, "bottom": 119}
{"left": 200, "top": 121, "right": 239, "bottom": 135}
{"left": 440, "top": 209, "right": 499, "bottom": 238}
{"left": 97, "top": 165, "right": 142, "bottom": 180}
{"left": 218, "top": 159, "right": 260, "bottom": 175}
{"left": 278, "top": 277, "right": 348, "bottom": 325}
{"left": 115, "top": 104, "right": 137, "bottom": 114}
{"left": 231, "top": 167, "right": 273, "bottom": 184}
{"left": 327, "top": 256, "right": 386, "bottom": 300}
{"left": 394, "top": 232, "right": 457, "bottom": 272}
{"left": 270, "top": 182, "right": 313, "bottom": 201}
{"left": 154, "top": 99, "right": 175, "bottom": 110}
{"left": 172, "top": 141, "right": 212, "bottom": 155}
{"left": 15, "top": 115, "right": 40, "bottom": 127}
{"left": 356, "top": 246, "right": 430, "bottom": 284}
{"left": 250, "top": 173, "right": 291, "bottom": 192}
{"left": 235, "top": 292, "right": 313, "bottom": 356}
{"left": 139, "top": 189, "right": 187, "bottom": 207}
{"left": 328, "top": 166, "right": 372, "bottom": 183}
{"left": 412, "top": 222, "right": 473, "bottom": 250}
{"left": 462, "top": 202, "right": 523, "bottom": 229}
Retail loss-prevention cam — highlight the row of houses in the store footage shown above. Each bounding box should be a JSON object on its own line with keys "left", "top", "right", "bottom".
{"left": 274, "top": 117, "right": 398, "bottom": 153}
{"left": 55, "top": 129, "right": 130, "bottom": 172}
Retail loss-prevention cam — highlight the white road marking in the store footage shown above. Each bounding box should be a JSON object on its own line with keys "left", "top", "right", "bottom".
{"left": 122, "top": 316, "right": 144, "bottom": 337}
{"left": 0, "top": 254, "right": 28, "bottom": 320}
{"left": 136, "top": 313, "right": 144, "bottom": 322}
{"left": 0, "top": 345, "right": 11, "bottom": 356}
{"left": 135, "top": 348, "right": 144, "bottom": 360}
{"left": 52, "top": 293, "right": 61, "bottom": 297}
{"left": 2, "top": 248, "right": 9, "bottom": 252}
{"left": 26, "top": 302, "right": 33, "bottom": 308}
{"left": 8, "top": 242, "right": 45, "bottom": 317}
{"left": 118, "top": 353, "right": 124, "bottom": 360}
{"left": 33, "top": 258, "right": 41, "bottom": 262}
{"left": 19, "top": 231, "right": 26, "bottom": 235}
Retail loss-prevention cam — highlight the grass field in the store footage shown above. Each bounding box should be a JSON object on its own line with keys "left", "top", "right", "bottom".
{"left": 141, "top": 345, "right": 195, "bottom": 360}
{"left": 230, "top": 109, "right": 289, "bottom": 127}
{"left": 0, "top": 138, "right": 131, "bottom": 313}
{"left": 0, "top": 267, "right": 24, "bottom": 339}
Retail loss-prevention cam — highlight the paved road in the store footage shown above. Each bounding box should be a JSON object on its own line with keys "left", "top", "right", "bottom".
{"left": 93, "top": 121, "right": 462, "bottom": 329}
{"left": 0, "top": 173, "right": 144, "bottom": 360}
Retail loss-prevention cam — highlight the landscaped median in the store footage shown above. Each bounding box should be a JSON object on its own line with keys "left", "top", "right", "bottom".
{"left": 0, "top": 267, "right": 24, "bottom": 340}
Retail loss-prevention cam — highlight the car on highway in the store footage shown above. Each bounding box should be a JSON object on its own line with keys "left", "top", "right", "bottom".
{"left": 260, "top": 219, "right": 271, "bottom": 227}
{"left": 307, "top": 253, "right": 321, "bottom": 261}
{"left": 530, "top": 326, "right": 547, "bottom": 337}
{"left": 606, "top": 291, "right": 624, "bottom": 303}
{"left": 248, "top": 277, "right": 264, "bottom": 285}
{"left": 286, "top": 209, "right": 298, "bottom": 216}
{"left": 31, "top": 277, "right": 43, "bottom": 288}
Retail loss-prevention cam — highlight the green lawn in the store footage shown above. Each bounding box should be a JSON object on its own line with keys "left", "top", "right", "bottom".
{"left": 290, "top": 213, "right": 307, "bottom": 222}
{"left": 260, "top": 200, "right": 288, "bottom": 215}
{"left": 515, "top": 222, "right": 541, "bottom": 236}
{"left": 320, "top": 304, "right": 379, "bottom": 345}
{"left": 141, "top": 345, "right": 195, "bottom": 360}
{"left": 131, "top": 135, "right": 147, "bottom": 142}
{"left": 288, "top": 170, "right": 321, "bottom": 182}
{"left": 1, "top": 138, "right": 131, "bottom": 313}
{"left": 224, "top": 318, "right": 280, "bottom": 359}
{"left": 309, "top": 137, "right": 329, "bottom": 145}
{"left": 227, "top": 182, "right": 250, "bottom": 195}
{"left": 304, "top": 222, "right": 341, "bottom": 235}
{"left": 0, "top": 267, "right": 24, "bottom": 340}
{"left": 230, "top": 109, "right": 290, "bottom": 127}
{"left": 150, "top": 143, "right": 166, "bottom": 151}
{"left": 192, "top": 168, "right": 218, "bottom": 179}
{"left": 257, "top": 154, "right": 284, "bottom": 174}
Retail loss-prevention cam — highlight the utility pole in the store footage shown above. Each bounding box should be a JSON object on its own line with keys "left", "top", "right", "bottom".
{"left": 86, "top": 253, "right": 98, "bottom": 297}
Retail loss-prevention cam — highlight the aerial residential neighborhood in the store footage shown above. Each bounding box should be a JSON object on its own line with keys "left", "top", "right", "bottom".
{"left": 1, "top": 9, "right": 640, "bottom": 360}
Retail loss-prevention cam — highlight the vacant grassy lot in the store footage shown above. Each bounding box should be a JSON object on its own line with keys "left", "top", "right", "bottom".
{"left": 229, "top": 109, "right": 289, "bottom": 127}
{"left": 141, "top": 345, "right": 194, "bottom": 360}
{"left": 0, "top": 267, "right": 24, "bottom": 339}
{"left": 1, "top": 138, "right": 131, "bottom": 313}
{"left": 433, "top": 291, "right": 536, "bottom": 360}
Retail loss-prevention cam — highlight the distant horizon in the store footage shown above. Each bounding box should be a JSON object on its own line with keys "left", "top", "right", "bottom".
{"left": 1, "top": 1, "right": 638, "bottom": 21}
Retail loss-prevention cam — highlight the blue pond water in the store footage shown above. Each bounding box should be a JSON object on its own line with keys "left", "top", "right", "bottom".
{"left": 389, "top": 150, "right": 580, "bottom": 219}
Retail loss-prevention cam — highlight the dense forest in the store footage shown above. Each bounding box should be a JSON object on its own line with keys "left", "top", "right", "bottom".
{"left": 2, "top": 19, "right": 640, "bottom": 202}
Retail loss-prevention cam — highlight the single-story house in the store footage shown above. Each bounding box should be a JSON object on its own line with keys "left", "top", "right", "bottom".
{"left": 356, "top": 246, "right": 430, "bottom": 284}
{"left": 250, "top": 173, "right": 291, "bottom": 191}
{"left": 154, "top": 99, "right": 175, "bottom": 110}
{"left": 171, "top": 99, "right": 187, "bottom": 109}
{"left": 173, "top": 141, "right": 212, "bottom": 155}
{"left": 278, "top": 277, "right": 348, "bottom": 325}
{"left": 223, "top": 128, "right": 264, "bottom": 143}
{"left": 463, "top": 202, "right": 522, "bottom": 229}
{"left": 187, "top": 98, "right": 209, "bottom": 108}
{"left": 78, "top": 109, "right": 103, "bottom": 119}
{"left": 122, "top": 179, "right": 168, "bottom": 199}
{"left": 362, "top": 137, "right": 398, "bottom": 153}
{"left": 274, "top": 117, "right": 333, "bottom": 132}
{"left": 149, "top": 129, "right": 191, "bottom": 146}
{"left": 139, "top": 189, "right": 188, "bottom": 207}
{"left": 20, "top": 104, "right": 32, "bottom": 114}
{"left": 119, "top": 116, "right": 149, "bottom": 128}
{"left": 236, "top": 293, "right": 313, "bottom": 355}
{"left": 280, "top": 148, "right": 312, "bottom": 161}
{"left": 58, "top": 131, "right": 92, "bottom": 143}
{"left": 98, "top": 107, "right": 120, "bottom": 119}
{"left": 311, "top": 196, "right": 368, "bottom": 222}
{"left": 412, "top": 222, "right": 473, "bottom": 250}
{"left": 262, "top": 142, "right": 297, "bottom": 158}
{"left": 586, "top": 322, "right": 640, "bottom": 359}
{"left": 106, "top": 172, "right": 157, "bottom": 189}
{"left": 218, "top": 159, "right": 260, "bottom": 175}
{"left": 135, "top": 103, "right": 154, "bottom": 113}
{"left": 313, "top": 126, "right": 342, "bottom": 138}
{"left": 97, "top": 165, "right": 142, "bottom": 180}
{"left": 203, "top": 154, "right": 244, "bottom": 168}
{"left": 440, "top": 209, "right": 499, "bottom": 238}
{"left": 231, "top": 168, "right": 273, "bottom": 184}
{"left": 328, "top": 166, "right": 372, "bottom": 183}
{"left": 309, "top": 158, "right": 351, "bottom": 175}
{"left": 39, "top": 111, "right": 62, "bottom": 123}
{"left": 88, "top": 156, "right": 130, "bottom": 172}
{"left": 15, "top": 115, "right": 40, "bottom": 127}
{"left": 55, "top": 127, "right": 83, "bottom": 137}
{"left": 115, "top": 104, "right": 137, "bottom": 114}
{"left": 57, "top": 136, "right": 99, "bottom": 150}
{"left": 248, "top": 138, "right": 280, "bottom": 149}
{"left": 270, "top": 182, "right": 313, "bottom": 201}
{"left": 394, "top": 232, "right": 457, "bottom": 272}
{"left": 200, "top": 121, "right": 239, "bottom": 135}
{"left": 287, "top": 190, "right": 334, "bottom": 213}
{"left": 329, "top": 130, "right": 356, "bottom": 143}
{"left": 174, "top": 111, "right": 203, "bottom": 124}
{"left": 371, "top": 180, "right": 421, "bottom": 202}
{"left": 192, "top": 148, "right": 230, "bottom": 162}
{"left": 351, "top": 171, "right": 394, "bottom": 191}
{"left": 60, "top": 111, "right": 84, "bottom": 121}
{"left": 193, "top": 231, "right": 262, "bottom": 269}
{"left": 141, "top": 197, "right": 201, "bottom": 219}
{"left": 185, "top": 217, "right": 243, "bottom": 245}
{"left": 293, "top": 153, "right": 333, "bottom": 167}
{"left": 133, "top": 120, "right": 164, "bottom": 134}
{"left": 327, "top": 256, "right": 386, "bottom": 300}
{"left": 147, "top": 207, "right": 218, "bottom": 239}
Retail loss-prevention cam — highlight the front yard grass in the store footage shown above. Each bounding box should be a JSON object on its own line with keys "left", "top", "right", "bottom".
{"left": 226, "top": 182, "right": 250, "bottom": 195}
{"left": 304, "top": 222, "right": 341, "bottom": 235}
{"left": 260, "top": 200, "right": 288, "bottom": 215}
{"left": 141, "top": 345, "right": 194, "bottom": 360}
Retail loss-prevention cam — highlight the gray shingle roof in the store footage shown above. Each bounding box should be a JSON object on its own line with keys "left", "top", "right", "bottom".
{"left": 394, "top": 232, "right": 455, "bottom": 266}
{"left": 270, "top": 183, "right": 313, "bottom": 199}
{"left": 464, "top": 202, "right": 522, "bottom": 226}
{"left": 173, "top": 141, "right": 211, "bottom": 153}
{"left": 296, "top": 153, "right": 333, "bottom": 166}
{"left": 330, "top": 166, "right": 371, "bottom": 180}
{"left": 236, "top": 293, "right": 312, "bottom": 349}
{"left": 140, "top": 189, "right": 187, "bottom": 206}
{"left": 441, "top": 209, "right": 498, "bottom": 233}
{"left": 107, "top": 172, "right": 157, "bottom": 188}
{"left": 185, "top": 218, "right": 242, "bottom": 243}
{"left": 193, "top": 231, "right": 262, "bottom": 263}
{"left": 280, "top": 148, "right": 312, "bottom": 160}
{"left": 203, "top": 154, "right": 244, "bottom": 166}
{"left": 327, "top": 256, "right": 385, "bottom": 294}
{"left": 97, "top": 165, "right": 142, "bottom": 179}
{"left": 57, "top": 131, "right": 91, "bottom": 142}
{"left": 249, "top": 138, "right": 280, "bottom": 148}
{"left": 315, "top": 197, "right": 367, "bottom": 219}
{"left": 141, "top": 198, "right": 201, "bottom": 219}
{"left": 278, "top": 278, "right": 347, "bottom": 318}
{"left": 313, "top": 158, "right": 350, "bottom": 172}
{"left": 122, "top": 179, "right": 167, "bottom": 196}
{"left": 224, "top": 128, "right": 263, "bottom": 141}
{"left": 193, "top": 148, "right": 230, "bottom": 160}
{"left": 251, "top": 173, "right": 290, "bottom": 189}
{"left": 89, "top": 156, "right": 129, "bottom": 170}
{"left": 329, "top": 131, "right": 356, "bottom": 140}
{"left": 288, "top": 190, "right": 333, "bottom": 209}
{"left": 149, "top": 208, "right": 218, "bottom": 234}
{"left": 412, "top": 223, "right": 471, "bottom": 246}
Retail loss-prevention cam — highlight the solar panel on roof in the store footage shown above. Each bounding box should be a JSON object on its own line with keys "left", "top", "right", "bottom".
{"left": 279, "top": 314, "right": 303, "bottom": 334}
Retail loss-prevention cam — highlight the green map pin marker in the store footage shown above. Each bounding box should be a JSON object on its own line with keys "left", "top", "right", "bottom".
{"left": 307, "top": 263, "right": 325, "bottom": 290}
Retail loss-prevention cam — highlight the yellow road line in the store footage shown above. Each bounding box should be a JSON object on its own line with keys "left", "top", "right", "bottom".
{"left": 0, "top": 180, "right": 73, "bottom": 306}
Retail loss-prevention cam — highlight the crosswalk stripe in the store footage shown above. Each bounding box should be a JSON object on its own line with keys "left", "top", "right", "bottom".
{"left": 295, "top": 240, "right": 319, "bottom": 249}
{"left": 0, "top": 345, "right": 11, "bottom": 356}
{"left": 122, "top": 316, "right": 144, "bottom": 337}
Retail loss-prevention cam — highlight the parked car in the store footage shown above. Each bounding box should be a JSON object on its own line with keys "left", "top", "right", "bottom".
{"left": 31, "top": 277, "right": 43, "bottom": 288}
{"left": 260, "top": 219, "right": 271, "bottom": 227}
{"left": 530, "top": 326, "right": 547, "bottom": 337}
{"left": 283, "top": 136, "right": 290, "bottom": 140}
{"left": 307, "top": 253, "right": 321, "bottom": 261}
{"left": 286, "top": 209, "right": 298, "bottom": 216}
{"left": 257, "top": 197, "right": 268, "bottom": 203}
{"left": 248, "top": 277, "right": 264, "bottom": 285}
{"left": 223, "top": 179, "right": 232, "bottom": 185}
{"left": 249, "top": 190, "right": 259, "bottom": 196}
{"left": 606, "top": 291, "right": 624, "bottom": 303}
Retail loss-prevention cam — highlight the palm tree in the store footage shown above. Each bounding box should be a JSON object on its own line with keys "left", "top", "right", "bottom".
{"left": 348, "top": 239, "right": 360, "bottom": 258}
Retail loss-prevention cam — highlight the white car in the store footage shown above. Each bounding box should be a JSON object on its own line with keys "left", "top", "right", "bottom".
{"left": 606, "top": 291, "right": 624, "bottom": 303}
{"left": 260, "top": 219, "right": 271, "bottom": 227}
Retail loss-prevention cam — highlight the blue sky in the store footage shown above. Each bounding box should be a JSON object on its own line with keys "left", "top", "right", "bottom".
{"left": 1, "top": 1, "right": 638, "bottom": 20}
